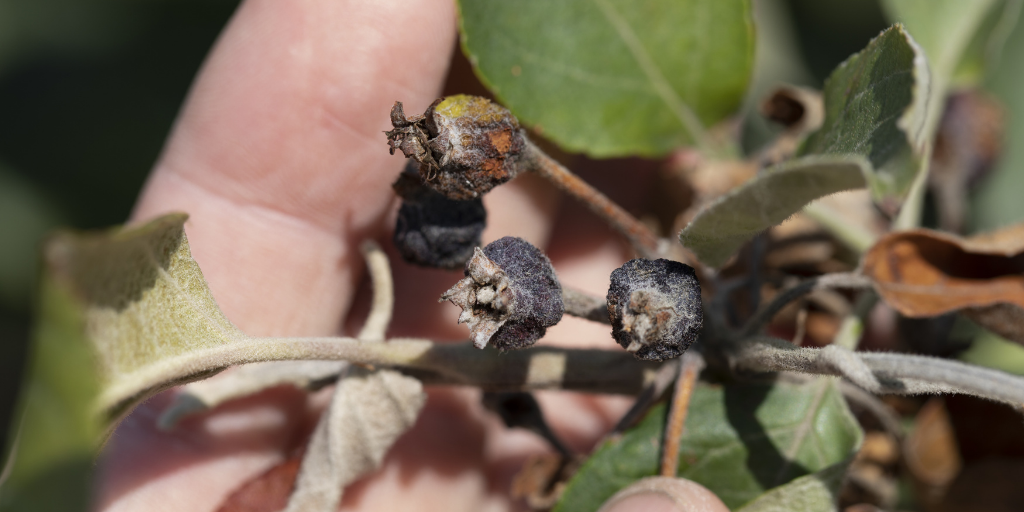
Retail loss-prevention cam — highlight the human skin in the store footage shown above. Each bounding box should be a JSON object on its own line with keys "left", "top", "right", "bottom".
{"left": 93, "top": 1, "right": 727, "bottom": 511}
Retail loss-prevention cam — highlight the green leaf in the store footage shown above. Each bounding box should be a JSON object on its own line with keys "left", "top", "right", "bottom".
{"left": 959, "top": 329, "right": 1024, "bottom": 377}
{"left": 734, "top": 463, "right": 849, "bottom": 512}
{"left": 1, "top": 274, "right": 99, "bottom": 512}
{"left": 0, "top": 164, "right": 61, "bottom": 309}
{"left": 881, "top": 0, "right": 999, "bottom": 134}
{"left": 40, "top": 214, "right": 249, "bottom": 423}
{"left": 946, "top": 0, "right": 1021, "bottom": 87}
{"left": 2, "top": 214, "right": 235, "bottom": 511}
{"left": 800, "top": 24, "right": 930, "bottom": 206}
{"left": 679, "top": 155, "right": 869, "bottom": 268}
{"left": 970, "top": 4, "right": 1024, "bottom": 231}
{"left": 457, "top": 0, "right": 754, "bottom": 157}
{"left": 678, "top": 25, "right": 929, "bottom": 267}
{"left": 553, "top": 378, "right": 862, "bottom": 512}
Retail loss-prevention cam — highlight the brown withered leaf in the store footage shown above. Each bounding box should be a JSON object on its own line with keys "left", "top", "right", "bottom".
{"left": 904, "top": 398, "right": 961, "bottom": 510}
{"left": 758, "top": 86, "right": 825, "bottom": 166}
{"left": 863, "top": 224, "right": 1024, "bottom": 343}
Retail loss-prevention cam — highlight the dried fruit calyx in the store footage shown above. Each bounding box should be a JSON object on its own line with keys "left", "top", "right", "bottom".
{"left": 607, "top": 259, "right": 702, "bottom": 361}
{"left": 386, "top": 94, "right": 525, "bottom": 200}
{"left": 441, "top": 237, "right": 563, "bottom": 350}
{"left": 392, "top": 163, "right": 486, "bottom": 269}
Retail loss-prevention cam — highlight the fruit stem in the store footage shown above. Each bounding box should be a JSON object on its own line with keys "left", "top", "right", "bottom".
{"left": 522, "top": 138, "right": 662, "bottom": 258}
{"left": 660, "top": 351, "right": 704, "bottom": 477}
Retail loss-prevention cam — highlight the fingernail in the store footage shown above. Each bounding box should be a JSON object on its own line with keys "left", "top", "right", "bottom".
{"left": 596, "top": 476, "right": 730, "bottom": 512}
{"left": 601, "top": 492, "right": 681, "bottom": 512}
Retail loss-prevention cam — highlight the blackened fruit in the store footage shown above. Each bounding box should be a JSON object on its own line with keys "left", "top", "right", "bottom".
{"left": 392, "top": 164, "right": 486, "bottom": 269}
{"left": 607, "top": 259, "right": 702, "bottom": 361}
{"left": 386, "top": 95, "right": 525, "bottom": 200}
{"left": 441, "top": 237, "right": 563, "bottom": 350}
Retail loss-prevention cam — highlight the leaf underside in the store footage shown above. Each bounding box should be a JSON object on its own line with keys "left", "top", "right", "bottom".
{"left": 679, "top": 155, "right": 869, "bottom": 268}
{"left": 679, "top": 24, "right": 929, "bottom": 268}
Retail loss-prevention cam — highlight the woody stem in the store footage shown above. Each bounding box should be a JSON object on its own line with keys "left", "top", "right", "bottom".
{"left": 521, "top": 138, "right": 662, "bottom": 259}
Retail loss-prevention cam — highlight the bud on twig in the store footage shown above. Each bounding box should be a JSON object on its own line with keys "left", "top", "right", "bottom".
{"left": 386, "top": 95, "right": 525, "bottom": 200}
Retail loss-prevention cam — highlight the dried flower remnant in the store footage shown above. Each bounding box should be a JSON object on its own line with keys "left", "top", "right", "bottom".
{"left": 386, "top": 94, "right": 525, "bottom": 199}
{"left": 441, "top": 237, "right": 563, "bottom": 350}
{"left": 607, "top": 259, "right": 702, "bottom": 361}
{"left": 392, "top": 164, "right": 486, "bottom": 269}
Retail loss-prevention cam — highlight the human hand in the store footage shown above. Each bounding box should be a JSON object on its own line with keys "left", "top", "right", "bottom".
{"left": 94, "top": 1, "right": 727, "bottom": 511}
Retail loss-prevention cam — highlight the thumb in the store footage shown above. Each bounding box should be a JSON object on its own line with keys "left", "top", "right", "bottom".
{"left": 598, "top": 477, "right": 731, "bottom": 512}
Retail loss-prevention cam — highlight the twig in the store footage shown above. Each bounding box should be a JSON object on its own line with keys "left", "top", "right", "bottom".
{"left": 792, "top": 306, "right": 808, "bottom": 345}
{"left": 660, "top": 351, "right": 705, "bottom": 477}
{"left": 832, "top": 291, "right": 877, "bottom": 351}
{"left": 837, "top": 381, "right": 905, "bottom": 441}
{"left": 98, "top": 338, "right": 660, "bottom": 422}
{"left": 357, "top": 240, "right": 394, "bottom": 341}
{"left": 157, "top": 360, "right": 346, "bottom": 429}
{"left": 746, "top": 234, "right": 768, "bottom": 315}
{"left": 562, "top": 287, "right": 611, "bottom": 324}
{"left": 802, "top": 201, "right": 877, "bottom": 253}
{"left": 732, "top": 337, "right": 1024, "bottom": 406}
{"left": 522, "top": 138, "right": 662, "bottom": 258}
{"left": 739, "top": 272, "right": 873, "bottom": 338}
{"left": 608, "top": 361, "right": 679, "bottom": 437}
{"left": 483, "top": 392, "right": 572, "bottom": 456}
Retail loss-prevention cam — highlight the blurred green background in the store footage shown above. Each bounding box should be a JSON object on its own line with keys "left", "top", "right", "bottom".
{"left": 0, "top": 0, "right": 240, "bottom": 452}
{"left": 1, "top": 0, "right": 1022, "bottom": 456}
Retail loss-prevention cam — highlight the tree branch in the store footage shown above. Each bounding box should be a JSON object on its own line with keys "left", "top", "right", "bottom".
{"left": 100, "top": 338, "right": 658, "bottom": 423}
{"left": 357, "top": 239, "right": 394, "bottom": 341}
{"left": 562, "top": 287, "right": 611, "bottom": 324}
{"left": 739, "top": 272, "right": 873, "bottom": 338}
{"left": 731, "top": 337, "right": 1024, "bottom": 406}
{"left": 660, "top": 351, "right": 705, "bottom": 477}
{"left": 522, "top": 138, "right": 663, "bottom": 258}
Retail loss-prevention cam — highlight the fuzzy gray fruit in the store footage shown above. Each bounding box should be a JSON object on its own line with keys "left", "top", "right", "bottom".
{"left": 392, "top": 166, "right": 486, "bottom": 269}
{"left": 441, "top": 237, "right": 563, "bottom": 350}
{"left": 607, "top": 258, "right": 702, "bottom": 361}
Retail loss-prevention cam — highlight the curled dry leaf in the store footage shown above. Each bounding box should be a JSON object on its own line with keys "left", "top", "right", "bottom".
{"left": 862, "top": 223, "right": 1024, "bottom": 343}
{"left": 283, "top": 368, "right": 425, "bottom": 512}
{"left": 758, "top": 85, "right": 824, "bottom": 166}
